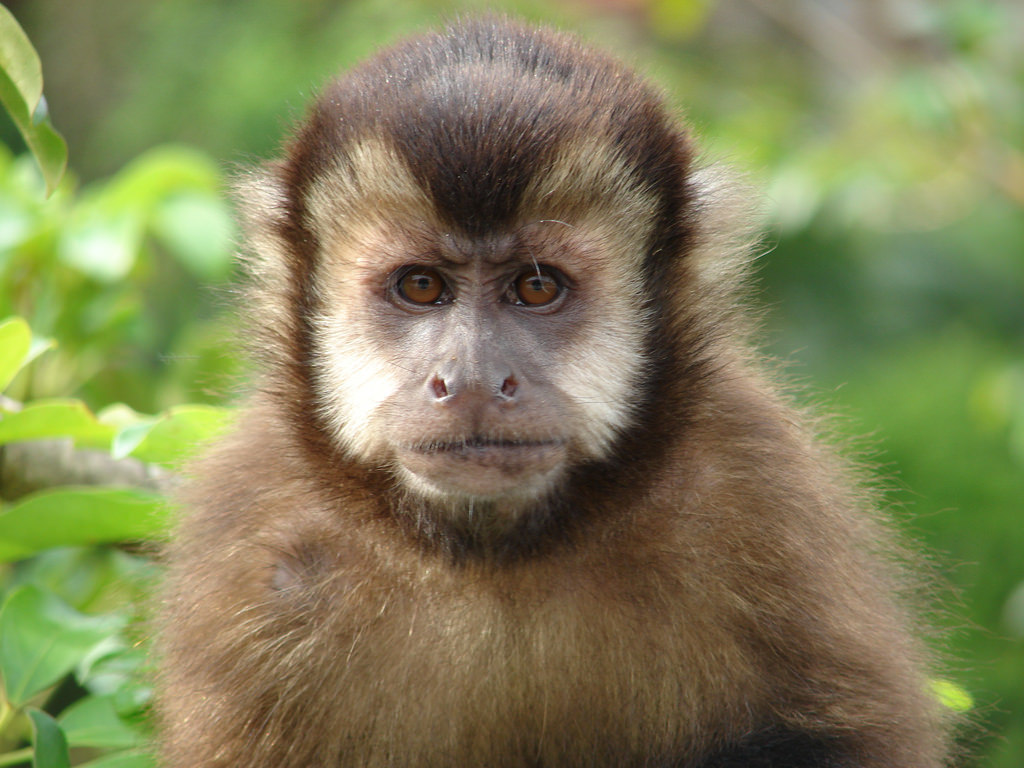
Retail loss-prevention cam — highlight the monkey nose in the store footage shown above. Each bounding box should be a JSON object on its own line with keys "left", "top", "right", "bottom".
{"left": 428, "top": 373, "right": 518, "bottom": 404}
{"left": 499, "top": 375, "right": 518, "bottom": 398}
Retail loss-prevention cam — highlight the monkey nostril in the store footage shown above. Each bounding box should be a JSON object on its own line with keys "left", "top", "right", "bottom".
{"left": 431, "top": 376, "right": 449, "bottom": 399}
{"left": 500, "top": 375, "right": 518, "bottom": 398}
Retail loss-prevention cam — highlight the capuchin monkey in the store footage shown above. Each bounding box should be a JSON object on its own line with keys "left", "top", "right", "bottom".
{"left": 157, "top": 18, "right": 955, "bottom": 768}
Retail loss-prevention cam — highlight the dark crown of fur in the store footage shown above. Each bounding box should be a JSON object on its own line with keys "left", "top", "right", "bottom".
{"left": 282, "top": 18, "right": 693, "bottom": 253}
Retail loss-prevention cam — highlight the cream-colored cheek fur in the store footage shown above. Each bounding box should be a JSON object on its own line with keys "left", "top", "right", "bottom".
{"left": 551, "top": 220, "right": 651, "bottom": 461}
{"left": 310, "top": 307, "right": 400, "bottom": 462}
{"left": 303, "top": 141, "right": 440, "bottom": 462}
{"left": 522, "top": 141, "right": 658, "bottom": 461}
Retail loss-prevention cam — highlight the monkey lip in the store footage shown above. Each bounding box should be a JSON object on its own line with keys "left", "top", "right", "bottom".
{"left": 426, "top": 437, "right": 562, "bottom": 455}
{"left": 396, "top": 436, "right": 567, "bottom": 497}
{"left": 407, "top": 437, "right": 566, "bottom": 465}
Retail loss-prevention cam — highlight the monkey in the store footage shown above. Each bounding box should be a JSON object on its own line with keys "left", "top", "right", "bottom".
{"left": 156, "top": 17, "right": 955, "bottom": 768}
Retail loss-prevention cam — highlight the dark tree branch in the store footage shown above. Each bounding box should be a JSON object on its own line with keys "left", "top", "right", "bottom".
{"left": 0, "top": 438, "right": 176, "bottom": 501}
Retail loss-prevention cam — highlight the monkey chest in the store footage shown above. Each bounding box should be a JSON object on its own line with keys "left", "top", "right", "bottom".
{"left": 255, "top": 554, "right": 750, "bottom": 767}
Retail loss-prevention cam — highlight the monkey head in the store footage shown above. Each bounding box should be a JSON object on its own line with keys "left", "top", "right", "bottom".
{"left": 240, "top": 21, "right": 701, "bottom": 537}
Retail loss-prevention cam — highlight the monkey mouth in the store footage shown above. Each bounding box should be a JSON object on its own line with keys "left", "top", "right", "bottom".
{"left": 395, "top": 436, "right": 568, "bottom": 498}
{"left": 407, "top": 436, "right": 566, "bottom": 468}
{"left": 423, "top": 436, "right": 562, "bottom": 455}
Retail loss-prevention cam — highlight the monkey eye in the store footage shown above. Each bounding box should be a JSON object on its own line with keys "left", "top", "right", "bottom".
{"left": 396, "top": 267, "right": 450, "bottom": 305}
{"left": 511, "top": 268, "right": 562, "bottom": 307}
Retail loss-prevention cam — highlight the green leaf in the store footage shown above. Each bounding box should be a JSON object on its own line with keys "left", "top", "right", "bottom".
{"left": 57, "top": 205, "right": 143, "bottom": 283}
{"left": 59, "top": 695, "right": 142, "bottom": 749}
{"left": 0, "top": 487, "right": 170, "bottom": 562}
{"left": 77, "top": 639, "right": 150, "bottom": 702}
{"left": 0, "top": 585, "right": 122, "bottom": 705}
{"left": 20, "top": 105, "right": 66, "bottom": 199}
{"left": 110, "top": 418, "right": 160, "bottom": 461}
{"left": 104, "top": 146, "right": 224, "bottom": 210}
{"left": 56, "top": 144, "right": 230, "bottom": 281}
{"left": 0, "top": 316, "right": 32, "bottom": 392}
{"left": 25, "top": 335, "right": 57, "bottom": 368}
{"left": 112, "top": 681, "right": 153, "bottom": 722}
{"left": 930, "top": 678, "right": 973, "bottom": 713}
{"left": 0, "top": 7, "right": 67, "bottom": 196}
{"left": 0, "top": 399, "right": 116, "bottom": 449}
{"left": 96, "top": 403, "right": 151, "bottom": 432}
{"left": 12, "top": 547, "right": 155, "bottom": 614}
{"left": 151, "top": 191, "right": 235, "bottom": 281}
{"left": 76, "top": 750, "right": 154, "bottom": 768}
{"left": 0, "top": 7, "right": 41, "bottom": 109}
{"left": 28, "top": 708, "right": 71, "bottom": 768}
{"left": 129, "top": 405, "right": 231, "bottom": 466}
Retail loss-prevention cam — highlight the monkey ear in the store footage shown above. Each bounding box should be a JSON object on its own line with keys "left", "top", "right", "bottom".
{"left": 683, "top": 162, "right": 764, "bottom": 328}
{"left": 233, "top": 162, "right": 294, "bottom": 282}
{"left": 231, "top": 163, "right": 303, "bottom": 358}
{"left": 234, "top": 162, "right": 289, "bottom": 243}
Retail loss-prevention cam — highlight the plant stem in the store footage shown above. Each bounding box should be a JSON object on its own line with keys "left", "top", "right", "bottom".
{"left": 0, "top": 747, "right": 32, "bottom": 766}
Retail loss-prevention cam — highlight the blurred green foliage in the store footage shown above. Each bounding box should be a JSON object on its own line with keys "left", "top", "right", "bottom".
{"left": 0, "top": 314, "right": 228, "bottom": 766}
{"left": 0, "top": 143, "right": 240, "bottom": 413}
{"left": 0, "top": 0, "right": 1021, "bottom": 765}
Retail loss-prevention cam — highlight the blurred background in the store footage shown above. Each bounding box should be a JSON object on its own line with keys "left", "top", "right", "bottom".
{"left": 1, "top": 0, "right": 1022, "bottom": 764}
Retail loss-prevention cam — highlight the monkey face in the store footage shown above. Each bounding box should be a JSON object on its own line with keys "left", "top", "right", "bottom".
{"left": 306, "top": 142, "right": 654, "bottom": 507}
{"left": 241, "top": 26, "right": 697, "bottom": 524}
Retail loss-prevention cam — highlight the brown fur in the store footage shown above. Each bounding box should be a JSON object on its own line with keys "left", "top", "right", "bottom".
{"left": 157, "top": 18, "right": 953, "bottom": 767}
